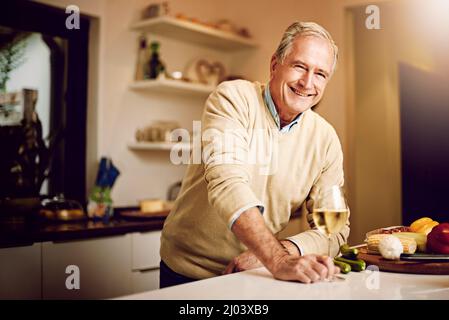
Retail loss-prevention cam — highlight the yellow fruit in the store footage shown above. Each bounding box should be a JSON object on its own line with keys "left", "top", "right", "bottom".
{"left": 393, "top": 232, "right": 427, "bottom": 252}
{"left": 410, "top": 217, "right": 433, "bottom": 232}
{"left": 416, "top": 220, "right": 439, "bottom": 235}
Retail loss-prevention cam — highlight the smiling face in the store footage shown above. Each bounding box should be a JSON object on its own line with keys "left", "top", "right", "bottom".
{"left": 269, "top": 35, "right": 334, "bottom": 124}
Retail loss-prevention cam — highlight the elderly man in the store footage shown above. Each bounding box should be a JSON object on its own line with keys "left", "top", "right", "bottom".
{"left": 160, "top": 21, "right": 349, "bottom": 288}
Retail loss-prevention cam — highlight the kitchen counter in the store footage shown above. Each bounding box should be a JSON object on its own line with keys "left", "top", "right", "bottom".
{"left": 0, "top": 207, "right": 166, "bottom": 248}
{"left": 118, "top": 267, "right": 449, "bottom": 300}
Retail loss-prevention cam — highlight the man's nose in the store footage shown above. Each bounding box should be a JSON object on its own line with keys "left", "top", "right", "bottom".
{"left": 299, "top": 71, "right": 314, "bottom": 90}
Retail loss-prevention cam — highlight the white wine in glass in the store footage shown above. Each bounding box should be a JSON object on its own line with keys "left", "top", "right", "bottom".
{"left": 312, "top": 209, "right": 349, "bottom": 238}
{"left": 312, "top": 186, "right": 349, "bottom": 258}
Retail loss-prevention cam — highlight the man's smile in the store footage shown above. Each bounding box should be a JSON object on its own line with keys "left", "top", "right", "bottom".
{"left": 289, "top": 86, "right": 315, "bottom": 97}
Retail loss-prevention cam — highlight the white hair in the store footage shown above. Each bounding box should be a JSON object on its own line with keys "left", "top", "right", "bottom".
{"left": 274, "top": 21, "right": 338, "bottom": 73}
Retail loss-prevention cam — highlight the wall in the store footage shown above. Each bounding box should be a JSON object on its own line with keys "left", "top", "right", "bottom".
{"left": 346, "top": 0, "right": 449, "bottom": 243}
{"left": 349, "top": 4, "right": 402, "bottom": 244}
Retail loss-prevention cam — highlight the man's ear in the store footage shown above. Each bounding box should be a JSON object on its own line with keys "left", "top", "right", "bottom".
{"left": 270, "top": 55, "right": 278, "bottom": 77}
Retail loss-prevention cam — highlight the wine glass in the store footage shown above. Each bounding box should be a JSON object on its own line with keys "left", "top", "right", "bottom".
{"left": 312, "top": 185, "right": 349, "bottom": 263}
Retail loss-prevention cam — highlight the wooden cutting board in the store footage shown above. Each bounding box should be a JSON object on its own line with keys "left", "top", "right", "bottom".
{"left": 359, "top": 248, "right": 449, "bottom": 275}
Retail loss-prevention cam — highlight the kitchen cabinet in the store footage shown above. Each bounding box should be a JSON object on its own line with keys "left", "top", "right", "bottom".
{"left": 1, "top": 221, "right": 163, "bottom": 299}
{"left": 132, "top": 230, "right": 161, "bottom": 270}
{"left": 131, "top": 230, "right": 162, "bottom": 293}
{"left": 0, "top": 243, "right": 42, "bottom": 299}
{"left": 131, "top": 269, "right": 160, "bottom": 294}
{"left": 40, "top": 230, "right": 162, "bottom": 299}
{"left": 42, "top": 235, "right": 133, "bottom": 299}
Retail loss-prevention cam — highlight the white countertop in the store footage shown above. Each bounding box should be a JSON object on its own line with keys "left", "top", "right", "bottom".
{"left": 118, "top": 267, "right": 449, "bottom": 300}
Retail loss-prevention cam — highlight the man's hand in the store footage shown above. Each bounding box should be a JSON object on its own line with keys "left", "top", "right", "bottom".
{"left": 230, "top": 207, "right": 340, "bottom": 283}
{"left": 271, "top": 254, "right": 340, "bottom": 283}
{"left": 223, "top": 249, "right": 340, "bottom": 283}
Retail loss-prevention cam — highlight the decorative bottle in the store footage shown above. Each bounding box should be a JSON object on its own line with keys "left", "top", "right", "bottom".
{"left": 147, "top": 41, "right": 165, "bottom": 79}
{"left": 135, "top": 35, "right": 148, "bottom": 81}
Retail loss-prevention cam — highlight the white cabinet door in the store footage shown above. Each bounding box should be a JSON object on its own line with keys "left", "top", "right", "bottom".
{"left": 130, "top": 230, "right": 161, "bottom": 292}
{"left": 0, "top": 243, "right": 42, "bottom": 299}
{"left": 131, "top": 269, "right": 160, "bottom": 293}
{"left": 42, "top": 235, "right": 132, "bottom": 299}
{"left": 131, "top": 230, "right": 161, "bottom": 271}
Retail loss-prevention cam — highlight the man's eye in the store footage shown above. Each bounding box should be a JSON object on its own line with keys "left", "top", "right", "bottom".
{"left": 316, "top": 73, "right": 326, "bottom": 79}
{"left": 294, "top": 64, "right": 307, "bottom": 70}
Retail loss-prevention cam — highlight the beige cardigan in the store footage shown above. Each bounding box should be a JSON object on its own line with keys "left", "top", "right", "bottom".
{"left": 160, "top": 80, "right": 350, "bottom": 279}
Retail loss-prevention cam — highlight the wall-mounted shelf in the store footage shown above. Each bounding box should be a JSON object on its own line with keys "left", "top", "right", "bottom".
{"left": 127, "top": 141, "right": 191, "bottom": 152}
{"left": 130, "top": 16, "right": 257, "bottom": 51}
{"left": 129, "top": 78, "right": 214, "bottom": 96}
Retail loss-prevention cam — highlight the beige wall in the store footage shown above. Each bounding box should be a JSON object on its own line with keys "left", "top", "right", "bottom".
{"left": 346, "top": 0, "right": 449, "bottom": 243}
{"left": 348, "top": 4, "right": 403, "bottom": 244}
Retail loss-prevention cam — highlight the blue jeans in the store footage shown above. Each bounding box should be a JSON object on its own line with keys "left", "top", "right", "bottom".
{"left": 159, "top": 260, "right": 198, "bottom": 288}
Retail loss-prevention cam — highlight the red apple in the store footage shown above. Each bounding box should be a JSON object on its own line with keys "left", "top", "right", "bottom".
{"left": 430, "top": 223, "right": 449, "bottom": 242}
{"left": 427, "top": 222, "right": 449, "bottom": 254}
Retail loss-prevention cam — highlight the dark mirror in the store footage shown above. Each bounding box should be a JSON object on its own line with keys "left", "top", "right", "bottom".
{"left": 0, "top": 1, "right": 90, "bottom": 215}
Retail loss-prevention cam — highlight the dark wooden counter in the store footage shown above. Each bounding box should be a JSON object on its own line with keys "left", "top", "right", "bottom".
{"left": 0, "top": 208, "right": 166, "bottom": 248}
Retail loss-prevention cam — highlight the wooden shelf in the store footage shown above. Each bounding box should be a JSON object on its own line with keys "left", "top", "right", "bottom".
{"left": 129, "top": 78, "right": 214, "bottom": 96}
{"left": 130, "top": 16, "right": 257, "bottom": 51}
{"left": 127, "top": 141, "right": 191, "bottom": 151}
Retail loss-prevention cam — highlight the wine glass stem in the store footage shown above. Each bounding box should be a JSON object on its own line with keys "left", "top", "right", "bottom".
{"left": 326, "top": 235, "right": 335, "bottom": 282}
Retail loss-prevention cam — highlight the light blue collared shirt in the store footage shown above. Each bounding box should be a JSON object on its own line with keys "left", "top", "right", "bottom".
{"left": 264, "top": 84, "right": 302, "bottom": 133}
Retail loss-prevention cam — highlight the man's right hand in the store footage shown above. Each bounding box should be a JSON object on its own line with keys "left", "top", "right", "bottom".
{"left": 270, "top": 254, "right": 340, "bottom": 283}
{"left": 231, "top": 207, "right": 340, "bottom": 284}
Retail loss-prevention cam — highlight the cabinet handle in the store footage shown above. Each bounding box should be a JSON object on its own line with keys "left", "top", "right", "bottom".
{"left": 135, "top": 267, "right": 159, "bottom": 273}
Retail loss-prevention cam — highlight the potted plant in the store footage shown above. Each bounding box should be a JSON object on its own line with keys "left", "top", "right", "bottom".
{"left": 0, "top": 30, "right": 30, "bottom": 93}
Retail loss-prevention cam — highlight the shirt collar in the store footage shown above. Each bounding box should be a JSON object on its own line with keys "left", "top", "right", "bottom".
{"left": 263, "top": 83, "right": 302, "bottom": 133}
{"left": 264, "top": 83, "right": 302, "bottom": 133}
